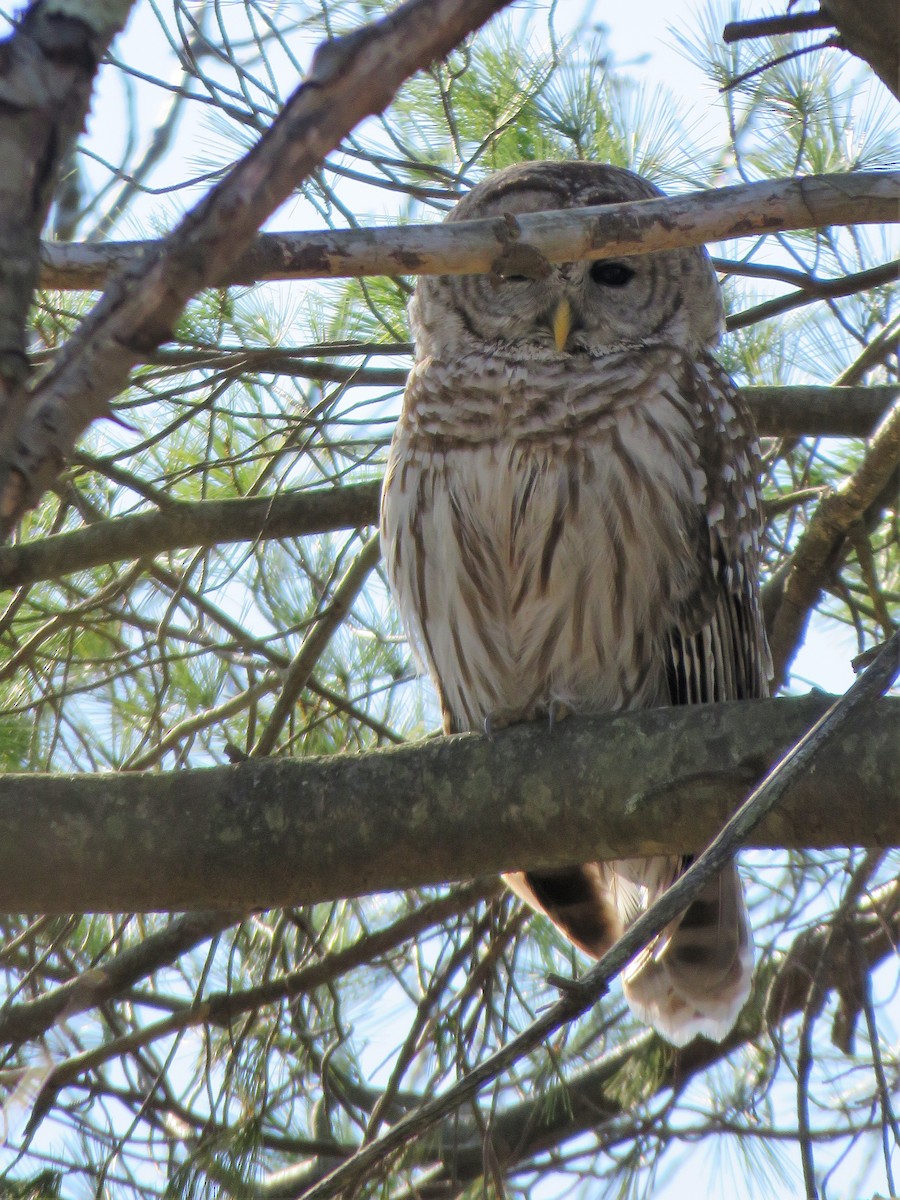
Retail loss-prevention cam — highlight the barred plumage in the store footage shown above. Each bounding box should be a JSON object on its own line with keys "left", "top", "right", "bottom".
{"left": 380, "top": 162, "right": 771, "bottom": 1045}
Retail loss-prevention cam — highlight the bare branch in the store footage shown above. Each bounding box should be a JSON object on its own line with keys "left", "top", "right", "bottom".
{"left": 723, "top": 10, "right": 836, "bottom": 43}
{"left": 726, "top": 260, "right": 900, "bottom": 331}
{"left": 768, "top": 398, "right": 900, "bottom": 683}
{"left": 0, "top": 694, "right": 897, "bottom": 912}
{"left": 37, "top": 172, "right": 900, "bottom": 291}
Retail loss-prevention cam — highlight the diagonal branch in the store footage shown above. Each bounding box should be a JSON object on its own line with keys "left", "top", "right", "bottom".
{"left": 0, "top": 0, "right": 515, "bottom": 533}
{"left": 250, "top": 536, "right": 382, "bottom": 757}
{"left": 399, "top": 873, "right": 900, "bottom": 1190}
{"left": 766, "top": 397, "right": 900, "bottom": 684}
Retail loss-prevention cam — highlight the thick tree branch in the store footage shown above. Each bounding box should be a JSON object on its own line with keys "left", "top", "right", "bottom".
{"left": 0, "top": 0, "right": 514, "bottom": 532}
{"left": 37, "top": 171, "right": 900, "bottom": 291}
{"left": 822, "top": 0, "right": 900, "bottom": 101}
{"left": 0, "top": 694, "right": 897, "bottom": 913}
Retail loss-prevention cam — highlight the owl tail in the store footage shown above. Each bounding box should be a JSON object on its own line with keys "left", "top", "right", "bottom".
{"left": 505, "top": 860, "right": 752, "bottom": 1046}
{"left": 621, "top": 860, "right": 754, "bottom": 1047}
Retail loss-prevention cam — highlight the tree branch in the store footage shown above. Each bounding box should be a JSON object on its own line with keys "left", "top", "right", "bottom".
{"left": 0, "top": 0, "right": 136, "bottom": 420}
{"left": 822, "top": 0, "right": 900, "bottom": 101}
{"left": 0, "top": 480, "right": 381, "bottom": 590}
{"left": 0, "top": 388, "right": 894, "bottom": 593}
{"left": 37, "top": 171, "right": 900, "bottom": 291}
{"left": 0, "top": 694, "right": 897, "bottom": 913}
{"left": 0, "top": 0, "right": 515, "bottom": 532}
{"left": 767, "top": 397, "right": 900, "bottom": 683}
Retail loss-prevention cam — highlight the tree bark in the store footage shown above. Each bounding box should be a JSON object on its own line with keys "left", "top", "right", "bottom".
{"left": 0, "top": 0, "right": 135, "bottom": 425}
{"left": 824, "top": 0, "right": 899, "bottom": 101}
{"left": 0, "top": 694, "right": 896, "bottom": 912}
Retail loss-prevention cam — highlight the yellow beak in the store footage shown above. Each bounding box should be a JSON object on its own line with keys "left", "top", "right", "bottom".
{"left": 552, "top": 298, "right": 572, "bottom": 352}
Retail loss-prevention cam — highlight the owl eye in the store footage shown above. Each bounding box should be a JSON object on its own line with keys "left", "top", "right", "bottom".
{"left": 501, "top": 274, "right": 531, "bottom": 283}
{"left": 590, "top": 261, "right": 635, "bottom": 287}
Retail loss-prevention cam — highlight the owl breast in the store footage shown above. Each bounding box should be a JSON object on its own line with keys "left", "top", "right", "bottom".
{"left": 381, "top": 348, "right": 707, "bottom": 733}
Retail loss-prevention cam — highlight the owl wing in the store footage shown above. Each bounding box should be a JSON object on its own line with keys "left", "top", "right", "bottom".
{"left": 622, "top": 356, "right": 769, "bottom": 1045}
{"left": 666, "top": 355, "right": 771, "bottom": 706}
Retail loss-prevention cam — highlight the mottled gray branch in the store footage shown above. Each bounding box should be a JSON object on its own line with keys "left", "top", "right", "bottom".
{"left": 0, "top": 0, "right": 514, "bottom": 531}
{"left": 0, "top": 694, "right": 897, "bottom": 913}
{"left": 37, "top": 171, "right": 900, "bottom": 291}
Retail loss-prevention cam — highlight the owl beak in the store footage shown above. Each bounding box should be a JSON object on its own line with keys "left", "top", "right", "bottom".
{"left": 552, "top": 298, "right": 572, "bottom": 351}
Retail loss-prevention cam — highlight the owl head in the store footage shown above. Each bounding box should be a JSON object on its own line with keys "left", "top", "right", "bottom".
{"left": 411, "top": 161, "right": 724, "bottom": 361}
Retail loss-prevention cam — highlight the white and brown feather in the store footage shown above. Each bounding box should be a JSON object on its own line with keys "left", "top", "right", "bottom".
{"left": 380, "top": 161, "right": 770, "bottom": 1046}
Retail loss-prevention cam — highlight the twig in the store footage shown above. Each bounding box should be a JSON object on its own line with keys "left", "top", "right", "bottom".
{"left": 723, "top": 11, "right": 835, "bottom": 44}
{"left": 251, "top": 536, "right": 382, "bottom": 756}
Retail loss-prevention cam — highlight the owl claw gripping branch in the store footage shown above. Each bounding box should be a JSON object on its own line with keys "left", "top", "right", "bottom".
{"left": 380, "top": 161, "right": 771, "bottom": 1047}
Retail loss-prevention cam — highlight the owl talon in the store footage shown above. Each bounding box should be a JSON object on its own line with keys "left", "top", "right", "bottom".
{"left": 545, "top": 699, "right": 571, "bottom": 732}
{"left": 483, "top": 707, "right": 527, "bottom": 740}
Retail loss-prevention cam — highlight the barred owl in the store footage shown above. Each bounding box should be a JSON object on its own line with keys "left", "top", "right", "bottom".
{"left": 380, "top": 161, "right": 771, "bottom": 1046}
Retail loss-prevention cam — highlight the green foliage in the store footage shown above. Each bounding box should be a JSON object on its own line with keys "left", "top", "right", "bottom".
{"left": 0, "top": 2, "right": 897, "bottom": 1199}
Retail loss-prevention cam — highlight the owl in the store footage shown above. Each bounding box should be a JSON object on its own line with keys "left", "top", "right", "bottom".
{"left": 380, "top": 161, "right": 771, "bottom": 1046}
